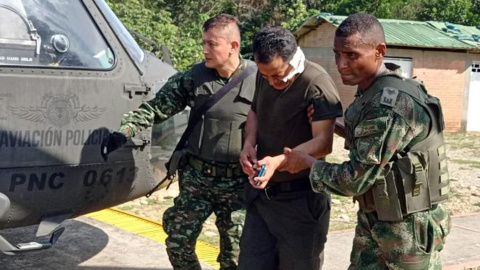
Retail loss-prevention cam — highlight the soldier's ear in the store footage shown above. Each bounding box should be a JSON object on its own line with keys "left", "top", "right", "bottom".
{"left": 230, "top": 40, "right": 240, "bottom": 53}
{"left": 375, "top": 43, "right": 386, "bottom": 59}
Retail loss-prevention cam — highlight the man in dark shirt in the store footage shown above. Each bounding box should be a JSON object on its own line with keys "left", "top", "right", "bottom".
{"left": 238, "top": 26, "right": 343, "bottom": 270}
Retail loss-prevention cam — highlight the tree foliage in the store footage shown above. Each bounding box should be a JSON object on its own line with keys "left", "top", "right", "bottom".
{"left": 106, "top": 0, "right": 480, "bottom": 71}
{"left": 322, "top": 0, "right": 480, "bottom": 25}
{"left": 417, "top": 0, "right": 478, "bottom": 26}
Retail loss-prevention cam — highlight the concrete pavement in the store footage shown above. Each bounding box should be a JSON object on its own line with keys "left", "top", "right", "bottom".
{"left": 0, "top": 213, "right": 478, "bottom": 269}
{"left": 0, "top": 216, "right": 215, "bottom": 270}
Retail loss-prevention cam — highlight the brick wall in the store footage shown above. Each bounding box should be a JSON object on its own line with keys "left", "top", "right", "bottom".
{"left": 407, "top": 50, "right": 468, "bottom": 132}
{"left": 297, "top": 24, "right": 480, "bottom": 133}
{"left": 298, "top": 24, "right": 357, "bottom": 114}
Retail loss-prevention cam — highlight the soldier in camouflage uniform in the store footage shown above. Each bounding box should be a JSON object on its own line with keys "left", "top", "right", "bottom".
{"left": 284, "top": 13, "right": 451, "bottom": 270}
{"left": 101, "top": 14, "right": 256, "bottom": 270}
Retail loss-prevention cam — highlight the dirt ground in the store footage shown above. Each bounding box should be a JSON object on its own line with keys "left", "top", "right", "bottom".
{"left": 115, "top": 133, "right": 480, "bottom": 245}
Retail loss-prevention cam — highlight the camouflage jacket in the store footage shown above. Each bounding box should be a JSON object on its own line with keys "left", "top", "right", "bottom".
{"left": 310, "top": 72, "right": 431, "bottom": 196}
{"left": 119, "top": 59, "right": 249, "bottom": 137}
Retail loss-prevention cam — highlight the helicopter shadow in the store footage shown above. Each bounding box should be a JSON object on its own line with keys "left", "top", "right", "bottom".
{"left": 0, "top": 217, "right": 173, "bottom": 270}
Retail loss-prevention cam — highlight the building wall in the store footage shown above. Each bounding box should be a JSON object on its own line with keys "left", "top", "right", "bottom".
{"left": 388, "top": 49, "right": 480, "bottom": 132}
{"left": 298, "top": 24, "right": 357, "bottom": 112}
{"left": 297, "top": 23, "right": 480, "bottom": 132}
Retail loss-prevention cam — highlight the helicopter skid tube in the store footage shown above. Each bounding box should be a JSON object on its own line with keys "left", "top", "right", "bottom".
{"left": 0, "top": 226, "right": 65, "bottom": 255}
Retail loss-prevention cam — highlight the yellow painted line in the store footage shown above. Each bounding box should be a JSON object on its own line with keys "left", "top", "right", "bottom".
{"left": 86, "top": 208, "right": 220, "bottom": 268}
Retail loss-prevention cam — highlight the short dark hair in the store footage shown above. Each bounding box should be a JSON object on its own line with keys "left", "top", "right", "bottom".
{"left": 253, "top": 26, "right": 297, "bottom": 64}
{"left": 336, "top": 13, "right": 385, "bottom": 46}
{"left": 203, "top": 13, "right": 239, "bottom": 33}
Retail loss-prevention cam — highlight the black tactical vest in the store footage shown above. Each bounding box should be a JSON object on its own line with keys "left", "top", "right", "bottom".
{"left": 186, "top": 61, "right": 256, "bottom": 164}
{"left": 346, "top": 73, "right": 450, "bottom": 221}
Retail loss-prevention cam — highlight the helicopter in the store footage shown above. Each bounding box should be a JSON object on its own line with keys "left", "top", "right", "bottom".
{"left": 0, "top": 0, "right": 184, "bottom": 255}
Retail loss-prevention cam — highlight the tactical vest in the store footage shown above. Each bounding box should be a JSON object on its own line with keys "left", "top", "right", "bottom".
{"left": 186, "top": 61, "right": 256, "bottom": 164}
{"left": 345, "top": 74, "right": 450, "bottom": 221}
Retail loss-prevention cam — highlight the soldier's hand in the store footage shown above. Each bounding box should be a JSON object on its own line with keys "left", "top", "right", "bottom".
{"left": 101, "top": 131, "right": 127, "bottom": 161}
{"left": 281, "top": 147, "right": 316, "bottom": 173}
{"left": 240, "top": 144, "right": 257, "bottom": 177}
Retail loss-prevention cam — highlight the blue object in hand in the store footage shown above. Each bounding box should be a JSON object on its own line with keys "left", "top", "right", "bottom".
{"left": 254, "top": 164, "right": 266, "bottom": 186}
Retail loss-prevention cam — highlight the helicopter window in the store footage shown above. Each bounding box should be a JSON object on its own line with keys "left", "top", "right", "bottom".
{"left": 0, "top": 0, "right": 114, "bottom": 70}
{"left": 95, "top": 0, "right": 144, "bottom": 65}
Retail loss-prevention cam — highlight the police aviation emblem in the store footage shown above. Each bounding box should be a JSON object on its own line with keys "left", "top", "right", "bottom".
{"left": 9, "top": 93, "right": 106, "bottom": 127}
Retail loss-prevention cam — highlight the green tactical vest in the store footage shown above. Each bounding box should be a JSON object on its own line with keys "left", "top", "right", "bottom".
{"left": 345, "top": 73, "right": 450, "bottom": 221}
{"left": 186, "top": 60, "right": 256, "bottom": 164}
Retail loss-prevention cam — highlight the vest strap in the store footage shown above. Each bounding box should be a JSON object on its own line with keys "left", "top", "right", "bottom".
{"left": 410, "top": 155, "right": 426, "bottom": 197}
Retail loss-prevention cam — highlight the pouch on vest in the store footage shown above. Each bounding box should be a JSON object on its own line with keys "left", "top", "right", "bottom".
{"left": 395, "top": 152, "right": 432, "bottom": 215}
{"left": 371, "top": 163, "right": 403, "bottom": 221}
{"left": 371, "top": 152, "right": 433, "bottom": 221}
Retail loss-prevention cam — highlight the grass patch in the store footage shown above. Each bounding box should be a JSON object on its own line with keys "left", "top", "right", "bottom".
{"left": 116, "top": 205, "right": 135, "bottom": 211}
{"left": 451, "top": 159, "right": 480, "bottom": 168}
{"left": 144, "top": 198, "right": 158, "bottom": 205}
{"left": 332, "top": 194, "right": 351, "bottom": 203}
{"left": 329, "top": 222, "right": 356, "bottom": 231}
{"left": 450, "top": 192, "right": 462, "bottom": 199}
{"left": 198, "top": 229, "right": 220, "bottom": 247}
{"left": 444, "top": 133, "right": 480, "bottom": 150}
{"left": 158, "top": 198, "right": 175, "bottom": 208}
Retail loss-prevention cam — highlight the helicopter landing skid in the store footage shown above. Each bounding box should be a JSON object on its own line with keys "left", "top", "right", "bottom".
{"left": 0, "top": 226, "right": 65, "bottom": 255}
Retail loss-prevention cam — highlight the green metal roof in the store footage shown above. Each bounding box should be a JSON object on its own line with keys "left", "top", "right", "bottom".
{"left": 427, "top": 21, "right": 480, "bottom": 47}
{"left": 294, "top": 14, "right": 480, "bottom": 52}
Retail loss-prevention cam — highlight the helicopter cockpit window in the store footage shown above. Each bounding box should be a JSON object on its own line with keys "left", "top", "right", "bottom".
{"left": 95, "top": 0, "right": 144, "bottom": 65}
{"left": 0, "top": 0, "right": 114, "bottom": 69}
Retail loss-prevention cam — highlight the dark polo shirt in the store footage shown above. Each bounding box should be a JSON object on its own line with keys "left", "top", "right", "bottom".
{"left": 252, "top": 60, "right": 343, "bottom": 182}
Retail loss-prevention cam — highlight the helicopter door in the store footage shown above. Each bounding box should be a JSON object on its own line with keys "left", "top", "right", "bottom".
{"left": 0, "top": 0, "right": 153, "bottom": 228}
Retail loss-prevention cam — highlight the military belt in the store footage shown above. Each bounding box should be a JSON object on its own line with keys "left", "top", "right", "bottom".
{"left": 188, "top": 155, "right": 244, "bottom": 178}
{"left": 263, "top": 178, "right": 312, "bottom": 200}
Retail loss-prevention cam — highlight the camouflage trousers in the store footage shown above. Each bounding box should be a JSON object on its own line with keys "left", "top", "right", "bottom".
{"left": 349, "top": 204, "right": 451, "bottom": 270}
{"left": 162, "top": 163, "right": 247, "bottom": 270}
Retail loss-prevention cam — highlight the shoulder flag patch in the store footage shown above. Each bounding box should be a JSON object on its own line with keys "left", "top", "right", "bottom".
{"left": 380, "top": 87, "right": 399, "bottom": 107}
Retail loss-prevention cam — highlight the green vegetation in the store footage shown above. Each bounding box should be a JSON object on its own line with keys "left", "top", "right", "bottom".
{"left": 116, "top": 204, "right": 135, "bottom": 211}
{"left": 332, "top": 194, "right": 350, "bottom": 203}
{"left": 451, "top": 159, "right": 480, "bottom": 169}
{"left": 329, "top": 194, "right": 357, "bottom": 231}
{"left": 445, "top": 133, "right": 480, "bottom": 151}
{"left": 323, "top": 0, "right": 480, "bottom": 26}
{"left": 453, "top": 192, "right": 462, "bottom": 199}
{"left": 330, "top": 220, "right": 356, "bottom": 231}
{"left": 198, "top": 233, "right": 220, "bottom": 247}
{"left": 106, "top": 0, "right": 480, "bottom": 71}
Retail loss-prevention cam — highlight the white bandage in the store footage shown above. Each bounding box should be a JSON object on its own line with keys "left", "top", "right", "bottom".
{"left": 281, "top": 47, "right": 305, "bottom": 82}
